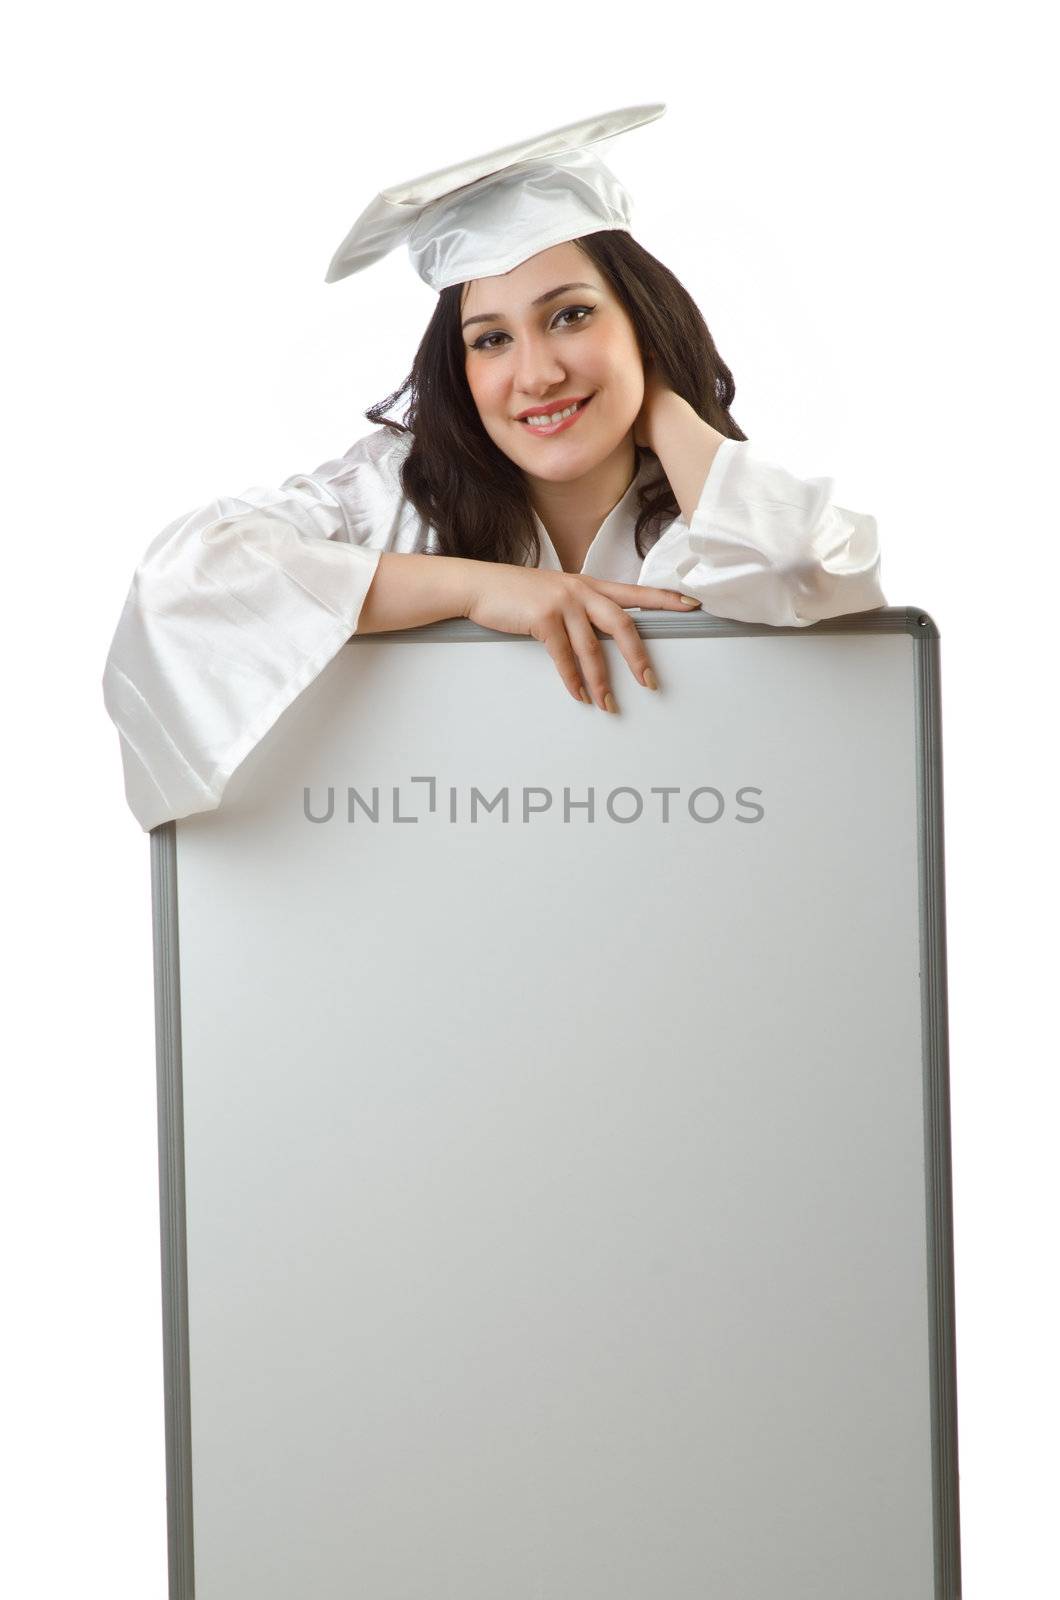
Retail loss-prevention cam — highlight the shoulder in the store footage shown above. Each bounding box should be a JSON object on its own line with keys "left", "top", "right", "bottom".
{"left": 305, "top": 424, "right": 414, "bottom": 497}
{"left": 300, "top": 425, "right": 426, "bottom": 550}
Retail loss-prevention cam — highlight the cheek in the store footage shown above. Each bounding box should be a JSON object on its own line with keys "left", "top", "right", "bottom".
{"left": 468, "top": 369, "right": 502, "bottom": 418}
{"left": 599, "top": 347, "right": 643, "bottom": 406}
{"left": 597, "top": 334, "right": 641, "bottom": 389}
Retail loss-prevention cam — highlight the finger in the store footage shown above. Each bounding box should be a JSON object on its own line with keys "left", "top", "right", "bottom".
{"left": 581, "top": 578, "right": 702, "bottom": 612}
{"left": 564, "top": 607, "right": 613, "bottom": 710}
{"left": 535, "top": 618, "right": 593, "bottom": 706}
{"left": 584, "top": 601, "right": 658, "bottom": 696}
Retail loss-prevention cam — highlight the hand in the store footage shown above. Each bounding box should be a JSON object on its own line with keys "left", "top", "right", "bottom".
{"left": 633, "top": 353, "right": 676, "bottom": 452}
{"left": 463, "top": 564, "right": 700, "bottom": 711}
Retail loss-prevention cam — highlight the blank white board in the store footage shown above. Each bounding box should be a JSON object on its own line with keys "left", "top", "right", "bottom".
{"left": 152, "top": 607, "right": 961, "bottom": 1599}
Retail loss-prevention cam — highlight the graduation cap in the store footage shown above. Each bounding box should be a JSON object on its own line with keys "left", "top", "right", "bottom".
{"left": 324, "top": 103, "right": 665, "bottom": 292}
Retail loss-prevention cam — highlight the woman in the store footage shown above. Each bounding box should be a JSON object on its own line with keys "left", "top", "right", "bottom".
{"left": 102, "top": 105, "right": 886, "bottom": 831}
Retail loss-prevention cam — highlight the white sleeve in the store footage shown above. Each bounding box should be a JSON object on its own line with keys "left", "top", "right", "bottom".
{"left": 637, "top": 437, "right": 887, "bottom": 627}
{"left": 102, "top": 429, "right": 418, "bottom": 832}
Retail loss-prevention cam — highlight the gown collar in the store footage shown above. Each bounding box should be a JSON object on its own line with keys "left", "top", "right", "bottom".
{"left": 530, "top": 454, "right": 665, "bottom": 583}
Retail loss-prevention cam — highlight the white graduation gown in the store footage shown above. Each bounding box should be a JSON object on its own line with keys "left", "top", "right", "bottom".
{"left": 102, "top": 426, "right": 886, "bottom": 831}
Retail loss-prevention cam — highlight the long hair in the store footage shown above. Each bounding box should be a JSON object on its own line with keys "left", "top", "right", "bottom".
{"left": 364, "top": 230, "right": 747, "bottom": 566}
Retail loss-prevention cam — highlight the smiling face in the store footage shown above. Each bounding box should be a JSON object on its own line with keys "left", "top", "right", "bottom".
{"left": 460, "top": 241, "right": 646, "bottom": 485}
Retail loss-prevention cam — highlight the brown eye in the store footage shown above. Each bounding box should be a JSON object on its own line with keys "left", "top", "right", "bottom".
{"left": 554, "top": 306, "right": 593, "bottom": 328}
{"left": 471, "top": 331, "right": 508, "bottom": 352}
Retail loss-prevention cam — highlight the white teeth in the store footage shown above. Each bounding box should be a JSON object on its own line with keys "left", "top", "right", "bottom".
{"left": 523, "top": 400, "right": 583, "bottom": 428}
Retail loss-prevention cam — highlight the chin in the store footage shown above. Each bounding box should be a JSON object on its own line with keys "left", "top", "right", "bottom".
{"left": 526, "top": 428, "right": 631, "bottom": 473}
{"left": 521, "top": 460, "right": 594, "bottom": 484}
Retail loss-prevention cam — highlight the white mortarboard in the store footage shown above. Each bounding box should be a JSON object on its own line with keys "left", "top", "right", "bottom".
{"left": 324, "top": 103, "right": 665, "bottom": 293}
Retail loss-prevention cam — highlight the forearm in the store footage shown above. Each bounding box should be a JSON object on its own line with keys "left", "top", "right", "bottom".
{"left": 355, "top": 551, "right": 480, "bottom": 635}
{"left": 647, "top": 393, "right": 728, "bottom": 525}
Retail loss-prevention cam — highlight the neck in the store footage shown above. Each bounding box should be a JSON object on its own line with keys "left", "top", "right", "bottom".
{"left": 527, "top": 437, "right": 639, "bottom": 573}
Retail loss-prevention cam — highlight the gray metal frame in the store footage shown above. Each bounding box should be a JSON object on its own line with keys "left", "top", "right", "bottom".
{"left": 150, "top": 606, "right": 961, "bottom": 1599}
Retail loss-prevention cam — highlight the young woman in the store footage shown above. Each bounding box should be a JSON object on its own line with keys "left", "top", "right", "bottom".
{"left": 102, "top": 110, "right": 886, "bottom": 831}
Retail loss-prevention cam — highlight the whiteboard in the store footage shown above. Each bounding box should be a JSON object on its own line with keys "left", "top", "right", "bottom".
{"left": 151, "top": 607, "right": 961, "bottom": 1599}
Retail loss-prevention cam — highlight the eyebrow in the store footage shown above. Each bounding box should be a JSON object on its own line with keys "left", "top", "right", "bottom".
{"left": 461, "top": 282, "right": 599, "bottom": 333}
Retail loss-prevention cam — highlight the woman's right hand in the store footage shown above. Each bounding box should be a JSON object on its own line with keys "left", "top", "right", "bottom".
{"left": 462, "top": 564, "right": 702, "bottom": 711}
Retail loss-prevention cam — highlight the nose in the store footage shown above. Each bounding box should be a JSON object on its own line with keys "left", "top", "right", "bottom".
{"left": 513, "top": 328, "right": 566, "bottom": 399}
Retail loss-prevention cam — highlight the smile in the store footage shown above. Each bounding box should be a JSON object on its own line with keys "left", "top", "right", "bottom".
{"left": 518, "top": 395, "right": 593, "bottom": 436}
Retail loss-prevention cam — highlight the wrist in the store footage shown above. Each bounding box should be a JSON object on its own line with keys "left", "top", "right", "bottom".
{"left": 453, "top": 556, "right": 488, "bottom": 621}
{"left": 649, "top": 399, "right": 728, "bottom": 526}
{"left": 645, "top": 389, "right": 695, "bottom": 454}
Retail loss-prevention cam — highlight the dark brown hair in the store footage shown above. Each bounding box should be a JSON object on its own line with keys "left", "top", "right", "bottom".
{"left": 364, "top": 230, "right": 747, "bottom": 566}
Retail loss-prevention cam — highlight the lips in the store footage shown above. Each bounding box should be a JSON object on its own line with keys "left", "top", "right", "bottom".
{"left": 517, "top": 395, "right": 594, "bottom": 436}
{"left": 515, "top": 395, "right": 591, "bottom": 421}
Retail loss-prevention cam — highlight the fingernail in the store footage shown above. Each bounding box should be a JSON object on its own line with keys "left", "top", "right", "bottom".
{"left": 579, "top": 688, "right": 592, "bottom": 704}
{"left": 604, "top": 693, "right": 619, "bottom": 714}
{"left": 643, "top": 668, "right": 659, "bottom": 692}
{"left": 679, "top": 595, "right": 701, "bottom": 607}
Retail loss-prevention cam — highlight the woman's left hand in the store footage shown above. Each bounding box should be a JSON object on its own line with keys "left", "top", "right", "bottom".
{"left": 633, "top": 355, "right": 676, "bottom": 452}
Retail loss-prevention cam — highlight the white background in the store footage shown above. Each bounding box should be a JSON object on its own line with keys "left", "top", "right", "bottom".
{"left": 4, "top": 2, "right": 1056, "bottom": 1594}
